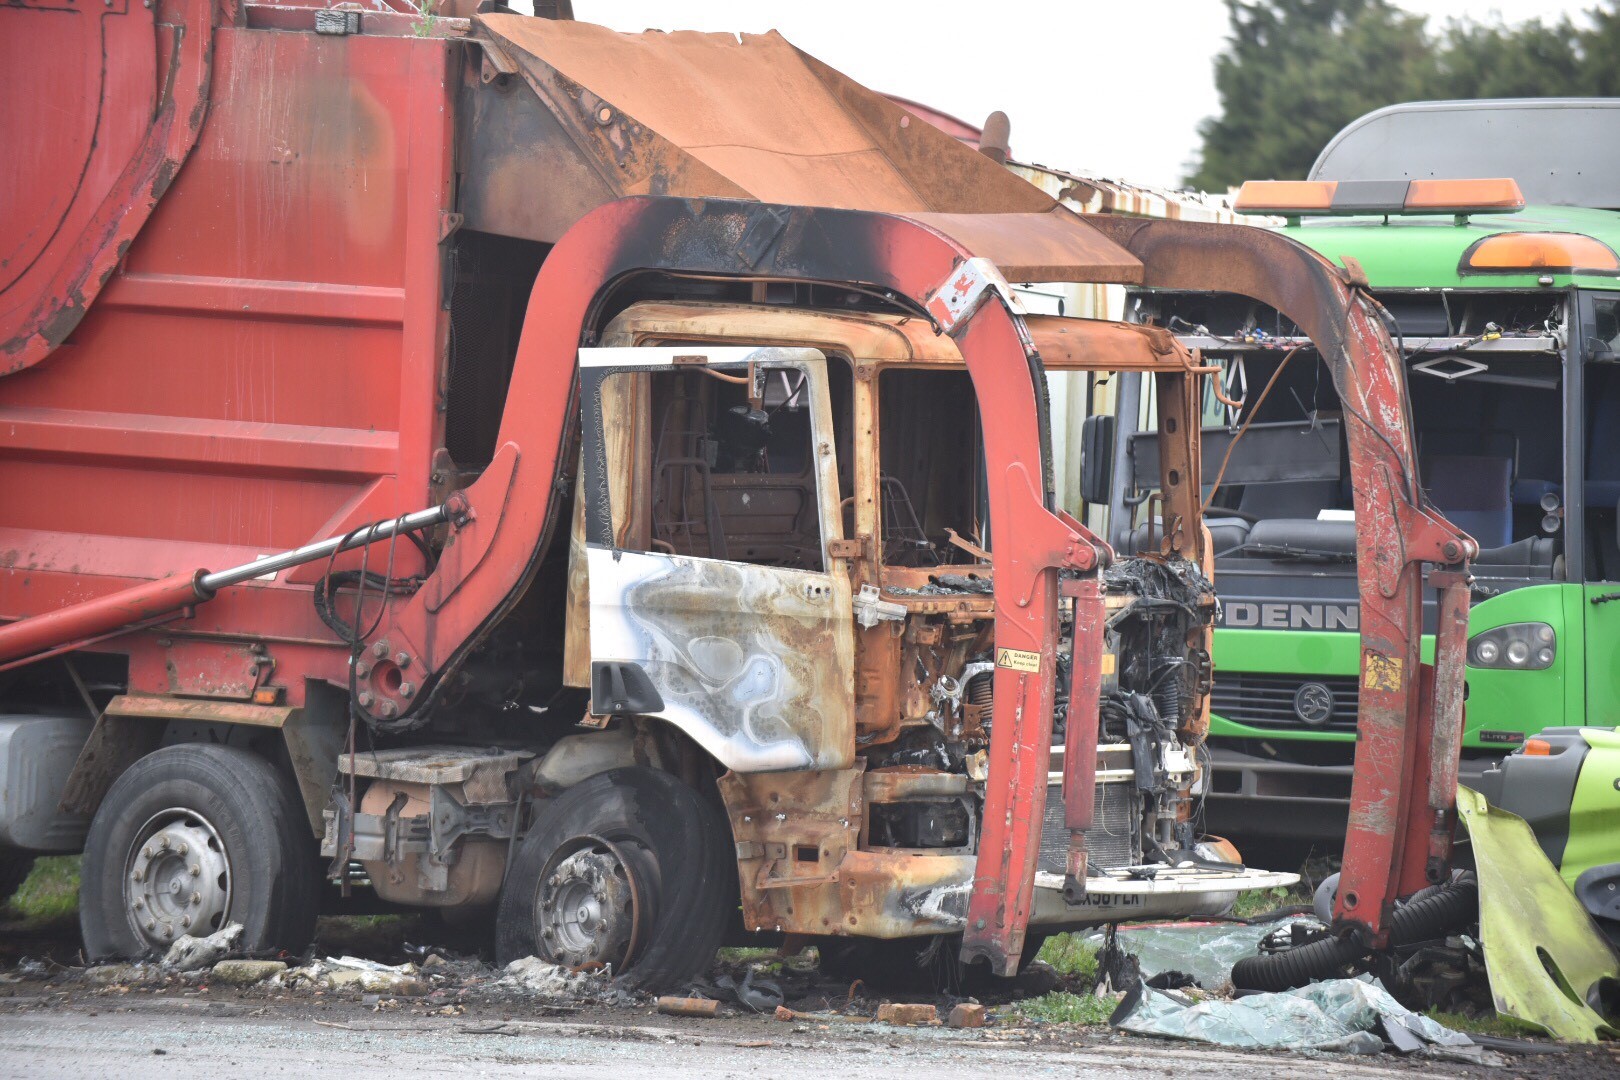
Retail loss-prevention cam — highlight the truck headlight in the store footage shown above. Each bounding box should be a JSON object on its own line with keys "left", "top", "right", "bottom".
{"left": 1468, "top": 622, "right": 1555, "bottom": 670}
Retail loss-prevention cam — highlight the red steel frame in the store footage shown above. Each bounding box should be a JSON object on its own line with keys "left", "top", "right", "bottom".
{"left": 1088, "top": 216, "right": 1477, "bottom": 945}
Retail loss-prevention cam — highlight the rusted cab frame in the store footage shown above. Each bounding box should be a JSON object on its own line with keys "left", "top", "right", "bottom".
{"left": 591, "top": 301, "right": 1215, "bottom": 947}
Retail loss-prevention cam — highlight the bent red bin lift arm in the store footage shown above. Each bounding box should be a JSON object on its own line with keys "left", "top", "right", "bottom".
{"left": 1087, "top": 216, "right": 1477, "bottom": 946}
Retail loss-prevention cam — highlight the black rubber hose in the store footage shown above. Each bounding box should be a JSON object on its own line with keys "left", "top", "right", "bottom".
{"left": 1231, "top": 933, "right": 1366, "bottom": 993}
{"left": 1230, "top": 877, "right": 1479, "bottom": 992}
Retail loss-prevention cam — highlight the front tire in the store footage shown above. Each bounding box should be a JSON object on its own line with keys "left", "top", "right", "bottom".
{"left": 495, "top": 767, "right": 733, "bottom": 992}
{"left": 79, "top": 744, "right": 319, "bottom": 960}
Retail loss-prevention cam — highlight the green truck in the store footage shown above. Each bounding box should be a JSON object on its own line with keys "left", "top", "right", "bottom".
{"left": 1106, "top": 99, "right": 1620, "bottom": 862}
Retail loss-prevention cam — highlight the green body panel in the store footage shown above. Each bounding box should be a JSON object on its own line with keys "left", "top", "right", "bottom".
{"left": 1210, "top": 584, "right": 1577, "bottom": 747}
{"left": 1583, "top": 586, "right": 1620, "bottom": 727}
{"left": 1564, "top": 727, "right": 1620, "bottom": 888}
{"left": 1457, "top": 785, "right": 1619, "bottom": 1043}
{"left": 1277, "top": 204, "right": 1620, "bottom": 290}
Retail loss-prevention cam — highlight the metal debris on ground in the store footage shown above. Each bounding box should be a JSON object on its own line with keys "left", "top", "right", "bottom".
{"left": 705, "top": 969, "right": 784, "bottom": 1012}
{"left": 282, "top": 956, "right": 429, "bottom": 996}
{"left": 1109, "top": 974, "right": 1500, "bottom": 1063}
{"left": 657, "top": 996, "right": 720, "bottom": 1018}
{"left": 495, "top": 956, "right": 609, "bottom": 998}
{"left": 161, "top": 922, "right": 242, "bottom": 971}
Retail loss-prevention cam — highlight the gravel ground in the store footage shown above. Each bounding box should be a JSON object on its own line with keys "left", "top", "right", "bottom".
{"left": 0, "top": 993, "right": 1506, "bottom": 1079}
{"left": 2, "top": 978, "right": 1617, "bottom": 1079}
{"left": 2, "top": 902, "right": 1616, "bottom": 1079}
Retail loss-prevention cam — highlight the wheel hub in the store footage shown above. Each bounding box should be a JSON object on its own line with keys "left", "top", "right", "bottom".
{"left": 127, "top": 809, "right": 231, "bottom": 949}
{"left": 536, "top": 839, "right": 640, "bottom": 971}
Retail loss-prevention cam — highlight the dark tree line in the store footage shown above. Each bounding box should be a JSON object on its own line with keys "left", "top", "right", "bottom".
{"left": 1187, "top": 0, "right": 1620, "bottom": 190}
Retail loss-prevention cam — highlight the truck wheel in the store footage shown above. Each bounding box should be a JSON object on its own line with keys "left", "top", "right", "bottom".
{"left": 495, "top": 767, "right": 732, "bottom": 992}
{"left": 79, "top": 744, "right": 318, "bottom": 961}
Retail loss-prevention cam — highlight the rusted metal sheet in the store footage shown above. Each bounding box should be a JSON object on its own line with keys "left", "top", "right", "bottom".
{"left": 907, "top": 212, "right": 1142, "bottom": 284}
{"left": 1025, "top": 315, "right": 1195, "bottom": 372}
{"left": 102, "top": 693, "right": 293, "bottom": 728}
{"left": 1009, "top": 162, "right": 1250, "bottom": 225}
{"left": 466, "top": 16, "right": 1056, "bottom": 243}
{"left": 1086, "top": 215, "right": 1475, "bottom": 944}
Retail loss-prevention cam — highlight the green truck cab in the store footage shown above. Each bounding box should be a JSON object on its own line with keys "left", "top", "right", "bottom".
{"left": 1111, "top": 100, "right": 1620, "bottom": 861}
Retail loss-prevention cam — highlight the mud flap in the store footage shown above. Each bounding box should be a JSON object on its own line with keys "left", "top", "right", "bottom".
{"left": 1457, "top": 785, "right": 1620, "bottom": 1042}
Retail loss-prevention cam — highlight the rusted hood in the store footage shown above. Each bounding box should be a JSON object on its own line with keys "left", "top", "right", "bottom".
{"left": 475, "top": 15, "right": 1052, "bottom": 215}
{"left": 471, "top": 17, "right": 1140, "bottom": 284}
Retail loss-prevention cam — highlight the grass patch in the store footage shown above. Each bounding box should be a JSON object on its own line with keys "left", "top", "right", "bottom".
{"left": 1426, "top": 1008, "right": 1546, "bottom": 1039}
{"left": 715, "top": 946, "right": 779, "bottom": 964}
{"left": 1034, "top": 932, "right": 1098, "bottom": 979}
{"left": 1018, "top": 990, "right": 1117, "bottom": 1026}
{"left": 7, "top": 856, "right": 79, "bottom": 925}
{"left": 1230, "top": 883, "right": 1315, "bottom": 920}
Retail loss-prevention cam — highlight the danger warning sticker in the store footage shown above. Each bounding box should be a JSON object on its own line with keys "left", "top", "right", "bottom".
{"left": 996, "top": 647, "right": 1041, "bottom": 673}
{"left": 1362, "top": 651, "right": 1404, "bottom": 692}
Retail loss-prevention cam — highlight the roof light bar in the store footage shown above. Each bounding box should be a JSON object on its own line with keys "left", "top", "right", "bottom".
{"left": 1234, "top": 177, "right": 1525, "bottom": 216}
{"left": 1461, "top": 232, "right": 1620, "bottom": 275}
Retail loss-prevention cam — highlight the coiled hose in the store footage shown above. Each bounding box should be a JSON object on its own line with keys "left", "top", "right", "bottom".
{"left": 1230, "top": 876, "right": 1478, "bottom": 992}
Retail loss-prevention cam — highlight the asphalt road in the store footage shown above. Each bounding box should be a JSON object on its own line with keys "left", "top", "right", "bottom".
{"left": 0, "top": 996, "right": 1462, "bottom": 1080}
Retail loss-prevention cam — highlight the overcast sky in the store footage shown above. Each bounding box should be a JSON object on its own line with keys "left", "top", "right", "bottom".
{"left": 568, "top": 1, "right": 1596, "bottom": 189}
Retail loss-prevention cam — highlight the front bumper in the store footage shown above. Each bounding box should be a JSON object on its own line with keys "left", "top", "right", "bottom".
{"left": 1029, "top": 864, "right": 1299, "bottom": 928}
{"left": 1204, "top": 745, "right": 1496, "bottom": 848}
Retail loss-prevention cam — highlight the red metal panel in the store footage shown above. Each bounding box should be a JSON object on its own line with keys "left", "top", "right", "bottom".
{"left": 0, "top": 22, "right": 456, "bottom": 703}
{"left": 1084, "top": 215, "right": 1475, "bottom": 943}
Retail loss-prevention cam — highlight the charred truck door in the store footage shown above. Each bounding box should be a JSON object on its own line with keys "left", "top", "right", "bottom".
{"left": 579, "top": 346, "right": 855, "bottom": 771}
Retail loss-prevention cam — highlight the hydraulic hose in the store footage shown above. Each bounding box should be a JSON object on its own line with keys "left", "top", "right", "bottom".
{"left": 1230, "top": 876, "right": 1479, "bottom": 992}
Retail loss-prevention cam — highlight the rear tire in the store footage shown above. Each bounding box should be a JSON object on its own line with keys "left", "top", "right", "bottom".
{"left": 79, "top": 744, "right": 319, "bottom": 961}
{"left": 495, "top": 767, "right": 733, "bottom": 992}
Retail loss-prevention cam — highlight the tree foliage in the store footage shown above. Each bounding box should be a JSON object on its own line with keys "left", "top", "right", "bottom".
{"left": 1186, "top": 1, "right": 1620, "bottom": 189}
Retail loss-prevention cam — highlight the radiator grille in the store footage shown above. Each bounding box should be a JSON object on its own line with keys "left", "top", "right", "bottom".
{"left": 1209, "top": 673, "right": 1359, "bottom": 732}
{"left": 1039, "top": 782, "right": 1138, "bottom": 873}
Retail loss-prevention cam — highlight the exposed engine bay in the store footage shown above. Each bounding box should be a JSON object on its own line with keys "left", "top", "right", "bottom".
{"left": 866, "top": 553, "right": 1216, "bottom": 881}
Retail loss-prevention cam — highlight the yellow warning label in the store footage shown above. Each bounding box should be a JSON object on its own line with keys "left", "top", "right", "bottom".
{"left": 1100, "top": 653, "right": 1117, "bottom": 676}
{"left": 996, "top": 647, "right": 1041, "bottom": 673}
{"left": 1363, "top": 651, "right": 1404, "bottom": 692}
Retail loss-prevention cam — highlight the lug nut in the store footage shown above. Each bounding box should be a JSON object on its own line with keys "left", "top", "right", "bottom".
{"left": 133, "top": 899, "right": 144, "bottom": 910}
{"left": 379, "top": 700, "right": 398, "bottom": 718}
{"left": 357, "top": 691, "right": 373, "bottom": 707}
{"left": 181, "top": 916, "right": 192, "bottom": 928}
{"left": 177, "top": 843, "right": 188, "bottom": 856}
{"left": 132, "top": 870, "right": 144, "bottom": 883}
{"left": 398, "top": 681, "right": 415, "bottom": 697}
{"left": 189, "top": 864, "right": 200, "bottom": 877}
{"left": 145, "top": 920, "right": 156, "bottom": 931}
{"left": 394, "top": 652, "right": 411, "bottom": 668}
{"left": 372, "top": 640, "right": 390, "bottom": 658}
{"left": 191, "top": 892, "right": 201, "bottom": 906}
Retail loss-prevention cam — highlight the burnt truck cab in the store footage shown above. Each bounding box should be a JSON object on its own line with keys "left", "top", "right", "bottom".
{"left": 546, "top": 301, "right": 1294, "bottom": 950}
